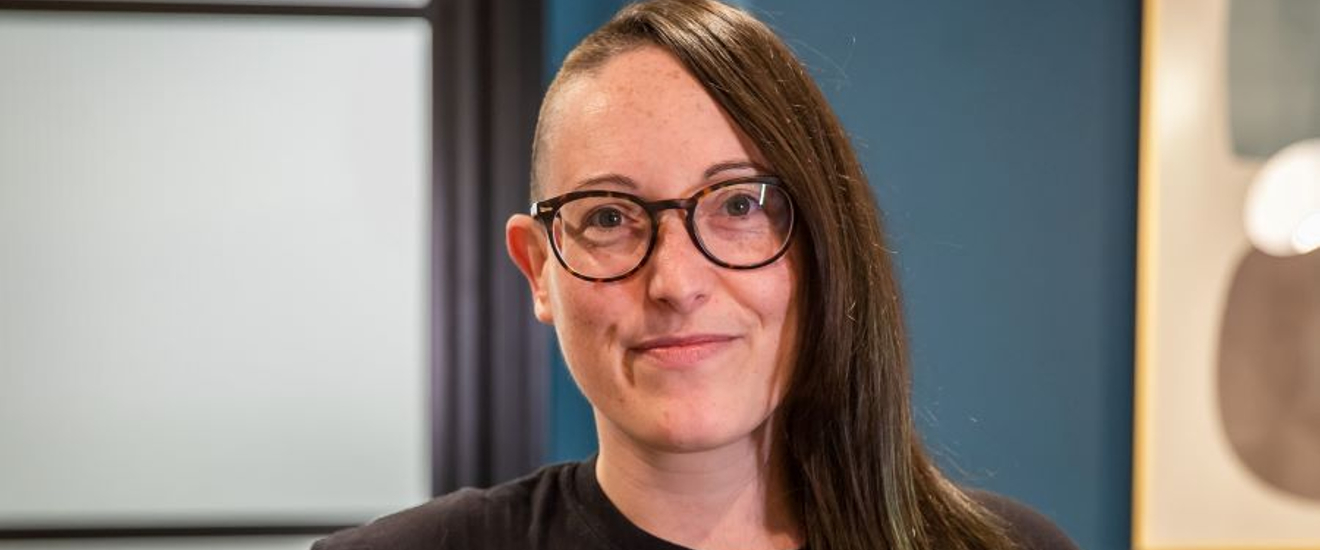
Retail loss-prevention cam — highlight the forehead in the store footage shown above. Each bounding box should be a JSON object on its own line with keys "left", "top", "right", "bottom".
{"left": 540, "top": 46, "right": 764, "bottom": 197}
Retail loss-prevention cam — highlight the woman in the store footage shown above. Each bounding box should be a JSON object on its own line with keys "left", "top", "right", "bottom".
{"left": 316, "top": 1, "right": 1079, "bottom": 549}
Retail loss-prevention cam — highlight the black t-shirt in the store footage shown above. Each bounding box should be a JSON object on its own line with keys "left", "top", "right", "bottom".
{"left": 312, "top": 458, "right": 1080, "bottom": 550}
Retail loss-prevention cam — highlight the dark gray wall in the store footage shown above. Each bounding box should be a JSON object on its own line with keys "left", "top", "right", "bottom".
{"left": 544, "top": 3, "right": 1140, "bottom": 550}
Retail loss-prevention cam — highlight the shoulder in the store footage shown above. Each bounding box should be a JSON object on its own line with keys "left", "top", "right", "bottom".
{"left": 967, "top": 490, "right": 1081, "bottom": 550}
{"left": 311, "top": 462, "right": 577, "bottom": 550}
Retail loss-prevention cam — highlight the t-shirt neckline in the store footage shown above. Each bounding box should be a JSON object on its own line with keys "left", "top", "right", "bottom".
{"left": 570, "top": 455, "right": 805, "bottom": 550}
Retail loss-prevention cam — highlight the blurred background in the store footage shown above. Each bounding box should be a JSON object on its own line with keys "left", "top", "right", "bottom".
{"left": 0, "top": 1, "right": 1137, "bottom": 549}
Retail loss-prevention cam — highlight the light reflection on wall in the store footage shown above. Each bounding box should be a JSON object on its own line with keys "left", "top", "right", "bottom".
{"left": 1244, "top": 139, "right": 1320, "bottom": 256}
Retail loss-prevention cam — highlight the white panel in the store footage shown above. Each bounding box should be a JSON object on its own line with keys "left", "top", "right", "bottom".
{"left": 73, "top": 0, "right": 429, "bottom": 7}
{"left": 0, "top": 13, "right": 431, "bottom": 525}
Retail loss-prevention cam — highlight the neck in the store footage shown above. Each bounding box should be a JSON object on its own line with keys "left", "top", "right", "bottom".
{"left": 594, "top": 413, "right": 802, "bottom": 550}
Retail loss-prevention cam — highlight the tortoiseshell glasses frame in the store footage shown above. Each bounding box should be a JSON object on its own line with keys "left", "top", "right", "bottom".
{"left": 528, "top": 175, "right": 796, "bottom": 283}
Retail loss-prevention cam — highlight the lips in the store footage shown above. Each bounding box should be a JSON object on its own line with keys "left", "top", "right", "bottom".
{"left": 630, "top": 334, "right": 738, "bottom": 368}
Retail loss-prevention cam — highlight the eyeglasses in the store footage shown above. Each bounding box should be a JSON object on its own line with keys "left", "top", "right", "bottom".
{"left": 530, "top": 176, "right": 796, "bottom": 282}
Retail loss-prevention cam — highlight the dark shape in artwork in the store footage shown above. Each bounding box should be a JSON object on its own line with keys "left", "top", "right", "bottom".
{"left": 1218, "top": 247, "right": 1320, "bottom": 500}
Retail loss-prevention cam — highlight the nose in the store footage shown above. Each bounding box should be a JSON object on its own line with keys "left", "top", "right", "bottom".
{"left": 643, "top": 211, "right": 712, "bottom": 313}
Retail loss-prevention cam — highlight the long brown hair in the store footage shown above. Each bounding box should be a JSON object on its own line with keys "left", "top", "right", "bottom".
{"left": 533, "top": 2, "right": 1017, "bottom": 550}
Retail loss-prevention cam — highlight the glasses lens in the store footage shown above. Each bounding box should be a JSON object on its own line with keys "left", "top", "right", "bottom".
{"left": 694, "top": 182, "right": 793, "bottom": 267}
{"left": 552, "top": 195, "right": 650, "bottom": 279}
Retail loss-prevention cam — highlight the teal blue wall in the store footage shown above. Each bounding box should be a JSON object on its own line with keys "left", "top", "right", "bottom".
{"left": 540, "top": 0, "right": 624, "bottom": 466}
{"left": 544, "top": 3, "right": 1139, "bottom": 550}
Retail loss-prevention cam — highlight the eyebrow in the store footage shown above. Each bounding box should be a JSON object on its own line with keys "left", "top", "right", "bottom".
{"left": 703, "top": 160, "right": 766, "bottom": 179}
{"left": 572, "top": 174, "right": 638, "bottom": 191}
{"left": 570, "top": 160, "right": 768, "bottom": 191}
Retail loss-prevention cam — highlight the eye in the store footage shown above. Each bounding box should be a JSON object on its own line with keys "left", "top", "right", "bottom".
{"left": 587, "top": 206, "right": 625, "bottom": 228}
{"left": 721, "top": 194, "right": 759, "bottom": 217}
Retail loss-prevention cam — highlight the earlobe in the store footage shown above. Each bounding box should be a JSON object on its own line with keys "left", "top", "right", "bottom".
{"left": 506, "top": 215, "right": 555, "bottom": 324}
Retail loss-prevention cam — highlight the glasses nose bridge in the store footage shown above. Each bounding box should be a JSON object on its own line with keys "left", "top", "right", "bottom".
{"left": 646, "top": 197, "right": 694, "bottom": 215}
{"left": 644, "top": 196, "right": 702, "bottom": 253}
{"left": 644, "top": 197, "right": 698, "bottom": 230}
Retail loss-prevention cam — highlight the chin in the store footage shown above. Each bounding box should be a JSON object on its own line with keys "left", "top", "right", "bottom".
{"left": 633, "top": 407, "right": 771, "bottom": 454}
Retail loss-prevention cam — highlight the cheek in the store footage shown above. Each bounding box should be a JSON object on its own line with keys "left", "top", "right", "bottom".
{"left": 550, "top": 273, "right": 617, "bottom": 334}
{"left": 547, "top": 274, "right": 627, "bottom": 385}
{"left": 750, "top": 256, "right": 800, "bottom": 326}
{"left": 756, "top": 259, "right": 803, "bottom": 393}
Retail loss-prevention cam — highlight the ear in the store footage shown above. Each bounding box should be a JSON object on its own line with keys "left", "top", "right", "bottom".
{"left": 506, "top": 214, "right": 555, "bottom": 324}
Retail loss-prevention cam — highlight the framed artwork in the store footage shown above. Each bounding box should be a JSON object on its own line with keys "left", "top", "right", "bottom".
{"left": 1134, "top": 0, "right": 1320, "bottom": 549}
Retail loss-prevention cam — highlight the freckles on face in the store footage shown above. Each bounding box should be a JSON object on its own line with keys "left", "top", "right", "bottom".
{"left": 540, "top": 56, "right": 763, "bottom": 191}
{"left": 538, "top": 46, "right": 801, "bottom": 453}
{"left": 547, "top": 267, "right": 633, "bottom": 392}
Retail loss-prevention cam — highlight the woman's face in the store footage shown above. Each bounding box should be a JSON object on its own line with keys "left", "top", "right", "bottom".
{"left": 507, "top": 46, "right": 801, "bottom": 454}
